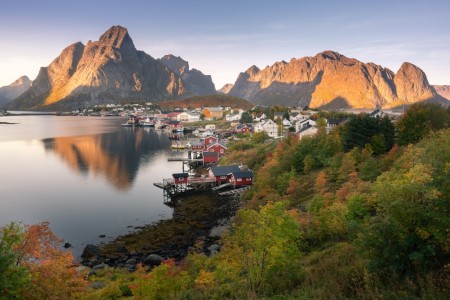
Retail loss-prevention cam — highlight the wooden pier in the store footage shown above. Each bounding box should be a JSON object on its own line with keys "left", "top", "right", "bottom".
{"left": 154, "top": 176, "right": 217, "bottom": 203}
{"left": 167, "top": 157, "right": 202, "bottom": 162}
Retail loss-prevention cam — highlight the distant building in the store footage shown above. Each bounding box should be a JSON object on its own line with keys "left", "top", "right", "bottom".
{"left": 236, "top": 123, "right": 253, "bottom": 134}
{"left": 226, "top": 113, "right": 241, "bottom": 122}
{"left": 202, "top": 151, "right": 219, "bottom": 165}
{"left": 202, "top": 107, "right": 223, "bottom": 120}
{"left": 254, "top": 119, "right": 279, "bottom": 138}
{"left": 295, "top": 119, "right": 317, "bottom": 133}
{"left": 206, "top": 141, "right": 227, "bottom": 156}
{"left": 177, "top": 111, "right": 200, "bottom": 122}
{"left": 229, "top": 170, "right": 254, "bottom": 187}
{"left": 209, "top": 165, "right": 241, "bottom": 183}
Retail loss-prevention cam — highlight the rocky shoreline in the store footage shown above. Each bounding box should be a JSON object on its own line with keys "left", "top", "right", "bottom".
{"left": 80, "top": 191, "right": 241, "bottom": 272}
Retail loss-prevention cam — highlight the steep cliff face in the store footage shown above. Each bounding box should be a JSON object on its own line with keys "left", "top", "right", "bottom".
{"left": 218, "top": 83, "right": 233, "bottom": 94}
{"left": 433, "top": 85, "right": 450, "bottom": 100}
{"left": 158, "top": 54, "right": 216, "bottom": 96}
{"left": 0, "top": 76, "right": 31, "bottom": 107}
{"left": 8, "top": 26, "right": 213, "bottom": 110}
{"left": 228, "top": 51, "right": 447, "bottom": 109}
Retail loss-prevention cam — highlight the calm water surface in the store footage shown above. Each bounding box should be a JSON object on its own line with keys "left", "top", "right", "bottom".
{"left": 0, "top": 115, "right": 181, "bottom": 256}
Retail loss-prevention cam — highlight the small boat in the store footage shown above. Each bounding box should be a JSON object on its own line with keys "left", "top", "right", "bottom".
{"left": 170, "top": 143, "right": 186, "bottom": 150}
{"left": 121, "top": 115, "right": 139, "bottom": 127}
{"left": 139, "top": 117, "right": 155, "bottom": 127}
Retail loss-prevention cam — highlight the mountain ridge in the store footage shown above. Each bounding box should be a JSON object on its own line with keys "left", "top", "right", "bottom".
{"left": 227, "top": 51, "right": 448, "bottom": 109}
{"left": 0, "top": 76, "right": 31, "bottom": 107}
{"left": 6, "top": 26, "right": 215, "bottom": 110}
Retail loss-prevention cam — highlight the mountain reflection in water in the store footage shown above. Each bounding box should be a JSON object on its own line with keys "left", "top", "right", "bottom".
{"left": 42, "top": 128, "right": 172, "bottom": 190}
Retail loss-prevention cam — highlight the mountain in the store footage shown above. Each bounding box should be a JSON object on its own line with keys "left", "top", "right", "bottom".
{"left": 218, "top": 83, "right": 233, "bottom": 94}
{"left": 158, "top": 54, "right": 216, "bottom": 96}
{"left": 0, "top": 76, "right": 31, "bottom": 108}
{"left": 433, "top": 85, "right": 450, "bottom": 100}
{"left": 7, "top": 26, "right": 215, "bottom": 111}
{"left": 228, "top": 51, "right": 448, "bottom": 109}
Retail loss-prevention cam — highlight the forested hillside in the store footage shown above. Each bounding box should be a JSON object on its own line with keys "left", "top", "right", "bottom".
{"left": 1, "top": 103, "right": 449, "bottom": 299}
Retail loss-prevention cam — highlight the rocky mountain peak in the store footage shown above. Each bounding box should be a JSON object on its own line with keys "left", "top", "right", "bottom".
{"left": 99, "top": 25, "right": 135, "bottom": 50}
{"left": 394, "top": 62, "right": 434, "bottom": 102}
{"left": 317, "top": 50, "right": 342, "bottom": 60}
{"left": 0, "top": 75, "right": 32, "bottom": 107}
{"left": 246, "top": 65, "right": 261, "bottom": 76}
{"left": 218, "top": 83, "right": 234, "bottom": 94}
{"left": 11, "top": 76, "right": 31, "bottom": 87}
{"left": 158, "top": 54, "right": 190, "bottom": 75}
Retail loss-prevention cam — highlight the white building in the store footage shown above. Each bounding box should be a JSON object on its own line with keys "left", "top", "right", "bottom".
{"left": 295, "top": 119, "right": 317, "bottom": 133}
{"left": 177, "top": 111, "right": 201, "bottom": 122}
{"left": 254, "top": 119, "right": 279, "bottom": 138}
{"left": 226, "top": 114, "right": 241, "bottom": 122}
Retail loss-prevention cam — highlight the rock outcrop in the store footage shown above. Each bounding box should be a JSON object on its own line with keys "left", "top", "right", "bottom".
{"left": 158, "top": 54, "right": 216, "bottom": 96}
{"left": 7, "top": 26, "right": 214, "bottom": 110}
{"left": 218, "top": 83, "right": 233, "bottom": 94}
{"left": 228, "top": 51, "right": 448, "bottom": 109}
{"left": 433, "top": 85, "right": 450, "bottom": 100}
{"left": 0, "top": 76, "right": 31, "bottom": 108}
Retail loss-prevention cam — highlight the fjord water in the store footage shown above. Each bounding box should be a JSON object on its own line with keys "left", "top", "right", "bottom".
{"left": 0, "top": 115, "right": 177, "bottom": 256}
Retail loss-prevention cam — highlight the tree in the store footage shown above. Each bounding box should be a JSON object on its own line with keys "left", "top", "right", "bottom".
{"left": 217, "top": 202, "right": 301, "bottom": 295}
{"left": 240, "top": 111, "right": 253, "bottom": 124}
{"left": 0, "top": 223, "right": 29, "bottom": 299}
{"left": 251, "top": 131, "right": 269, "bottom": 144}
{"left": 0, "top": 222, "right": 87, "bottom": 299}
{"left": 397, "top": 103, "right": 449, "bottom": 145}
{"left": 342, "top": 115, "right": 394, "bottom": 154}
{"left": 359, "top": 131, "right": 450, "bottom": 284}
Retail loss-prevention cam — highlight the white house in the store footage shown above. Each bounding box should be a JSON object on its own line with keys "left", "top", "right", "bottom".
{"left": 177, "top": 111, "right": 201, "bottom": 122}
{"left": 254, "top": 119, "right": 279, "bottom": 138}
{"left": 254, "top": 112, "right": 267, "bottom": 122}
{"left": 295, "top": 119, "right": 317, "bottom": 133}
{"left": 282, "top": 118, "right": 292, "bottom": 127}
{"left": 226, "top": 114, "right": 241, "bottom": 122}
{"left": 298, "top": 125, "right": 318, "bottom": 139}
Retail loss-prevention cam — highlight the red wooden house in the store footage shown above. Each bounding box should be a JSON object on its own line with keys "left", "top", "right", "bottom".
{"left": 202, "top": 151, "right": 219, "bottom": 165}
{"left": 205, "top": 142, "right": 227, "bottom": 156}
{"left": 173, "top": 173, "right": 189, "bottom": 184}
{"left": 204, "top": 136, "right": 218, "bottom": 147}
{"left": 189, "top": 141, "right": 205, "bottom": 151}
{"left": 236, "top": 123, "right": 253, "bottom": 134}
{"left": 208, "top": 165, "right": 241, "bottom": 183}
{"left": 229, "top": 171, "right": 254, "bottom": 187}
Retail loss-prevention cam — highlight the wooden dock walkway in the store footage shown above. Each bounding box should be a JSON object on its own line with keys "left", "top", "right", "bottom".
{"left": 167, "top": 157, "right": 203, "bottom": 162}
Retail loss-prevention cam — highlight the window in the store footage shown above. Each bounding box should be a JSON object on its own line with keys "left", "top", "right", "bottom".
{"left": 246, "top": 178, "right": 252, "bottom": 181}
{"left": 220, "top": 149, "right": 224, "bottom": 153}
{"left": 237, "top": 178, "right": 242, "bottom": 182}
{"left": 220, "top": 176, "right": 227, "bottom": 179}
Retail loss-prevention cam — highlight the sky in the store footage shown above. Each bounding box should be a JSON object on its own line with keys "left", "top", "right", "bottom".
{"left": 0, "top": 0, "right": 449, "bottom": 89}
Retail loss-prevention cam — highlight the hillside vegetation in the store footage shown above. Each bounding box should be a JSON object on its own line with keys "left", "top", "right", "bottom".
{"left": 1, "top": 103, "right": 449, "bottom": 299}
{"left": 160, "top": 94, "right": 253, "bottom": 110}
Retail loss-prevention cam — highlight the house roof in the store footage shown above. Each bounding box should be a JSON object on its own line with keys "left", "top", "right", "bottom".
{"left": 327, "top": 118, "right": 348, "bottom": 125}
{"left": 173, "top": 173, "right": 189, "bottom": 178}
{"left": 236, "top": 123, "right": 253, "bottom": 130}
{"left": 210, "top": 165, "right": 241, "bottom": 176}
{"left": 230, "top": 171, "right": 254, "bottom": 178}
{"left": 203, "top": 151, "right": 219, "bottom": 157}
{"left": 205, "top": 107, "right": 222, "bottom": 112}
{"left": 206, "top": 141, "right": 227, "bottom": 149}
{"left": 368, "top": 108, "right": 383, "bottom": 117}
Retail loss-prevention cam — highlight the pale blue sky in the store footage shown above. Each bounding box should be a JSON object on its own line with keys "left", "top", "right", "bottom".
{"left": 0, "top": 0, "right": 449, "bottom": 88}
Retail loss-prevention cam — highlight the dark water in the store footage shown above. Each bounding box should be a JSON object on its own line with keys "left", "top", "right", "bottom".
{"left": 0, "top": 115, "right": 183, "bottom": 256}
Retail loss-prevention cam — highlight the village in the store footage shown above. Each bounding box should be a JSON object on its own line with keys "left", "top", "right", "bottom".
{"left": 109, "top": 102, "right": 401, "bottom": 203}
